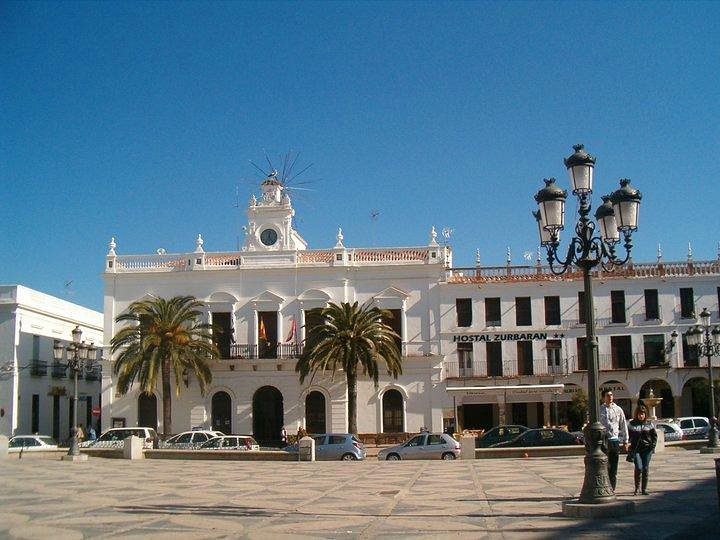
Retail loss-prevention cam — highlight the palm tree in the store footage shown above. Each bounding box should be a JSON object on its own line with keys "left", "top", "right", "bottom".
{"left": 111, "top": 295, "right": 218, "bottom": 436}
{"left": 296, "top": 301, "right": 402, "bottom": 435}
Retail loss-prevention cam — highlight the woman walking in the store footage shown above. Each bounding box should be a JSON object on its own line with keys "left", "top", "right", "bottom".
{"left": 628, "top": 405, "right": 658, "bottom": 495}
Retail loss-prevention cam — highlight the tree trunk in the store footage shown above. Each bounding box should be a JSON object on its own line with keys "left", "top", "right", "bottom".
{"left": 161, "top": 356, "right": 172, "bottom": 436}
{"left": 347, "top": 366, "right": 357, "bottom": 435}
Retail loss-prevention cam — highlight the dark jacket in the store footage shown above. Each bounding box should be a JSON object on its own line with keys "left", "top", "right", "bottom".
{"left": 628, "top": 419, "right": 658, "bottom": 453}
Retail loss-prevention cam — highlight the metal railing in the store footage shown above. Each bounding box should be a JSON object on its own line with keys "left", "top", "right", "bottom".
{"left": 51, "top": 362, "right": 67, "bottom": 379}
{"left": 30, "top": 360, "right": 47, "bottom": 376}
{"left": 85, "top": 366, "right": 102, "bottom": 381}
{"left": 224, "top": 341, "right": 421, "bottom": 360}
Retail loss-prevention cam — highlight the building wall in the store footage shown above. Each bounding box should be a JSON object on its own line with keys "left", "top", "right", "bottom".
{"left": 0, "top": 285, "right": 104, "bottom": 438}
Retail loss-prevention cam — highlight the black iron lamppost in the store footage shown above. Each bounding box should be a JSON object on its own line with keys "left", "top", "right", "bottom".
{"left": 686, "top": 308, "right": 720, "bottom": 450}
{"left": 53, "top": 325, "right": 97, "bottom": 460}
{"left": 534, "top": 144, "right": 642, "bottom": 507}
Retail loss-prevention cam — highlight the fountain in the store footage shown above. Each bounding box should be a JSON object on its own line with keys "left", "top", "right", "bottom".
{"left": 641, "top": 388, "right": 663, "bottom": 420}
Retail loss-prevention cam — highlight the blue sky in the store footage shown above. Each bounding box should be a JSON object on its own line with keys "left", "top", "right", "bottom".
{"left": 2, "top": 1, "right": 719, "bottom": 312}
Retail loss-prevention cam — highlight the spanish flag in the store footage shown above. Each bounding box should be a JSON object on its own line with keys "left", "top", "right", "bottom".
{"left": 259, "top": 318, "right": 267, "bottom": 341}
{"left": 285, "top": 317, "right": 297, "bottom": 343}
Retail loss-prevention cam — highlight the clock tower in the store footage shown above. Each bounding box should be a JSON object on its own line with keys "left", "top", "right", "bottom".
{"left": 243, "top": 171, "right": 308, "bottom": 252}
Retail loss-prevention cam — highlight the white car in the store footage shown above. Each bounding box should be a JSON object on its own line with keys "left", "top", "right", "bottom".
{"left": 655, "top": 420, "right": 684, "bottom": 442}
{"left": 8, "top": 435, "right": 59, "bottom": 452}
{"left": 81, "top": 427, "right": 159, "bottom": 449}
{"left": 200, "top": 435, "right": 260, "bottom": 451}
{"left": 162, "top": 430, "right": 224, "bottom": 449}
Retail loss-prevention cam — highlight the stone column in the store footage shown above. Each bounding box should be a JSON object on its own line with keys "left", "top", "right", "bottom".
{"left": 674, "top": 396, "right": 682, "bottom": 418}
{"left": 543, "top": 402, "right": 552, "bottom": 427}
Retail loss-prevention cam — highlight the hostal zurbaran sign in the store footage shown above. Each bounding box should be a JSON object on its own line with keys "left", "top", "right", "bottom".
{"left": 453, "top": 333, "right": 549, "bottom": 342}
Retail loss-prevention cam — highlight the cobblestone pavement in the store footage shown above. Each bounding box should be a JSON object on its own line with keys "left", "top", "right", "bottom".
{"left": 0, "top": 450, "right": 718, "bottom": 539}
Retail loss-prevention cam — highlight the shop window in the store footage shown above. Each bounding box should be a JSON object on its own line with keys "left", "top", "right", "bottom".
{"left": 544, "top": 296, "right": 561, "bottom": 326}
{"left": 456, "top": 298, "right": 472, "bottom": 327}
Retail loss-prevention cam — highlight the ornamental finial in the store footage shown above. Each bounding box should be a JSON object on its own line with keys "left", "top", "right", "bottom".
{"left": 475, "top": 248, "right": 481, "bottom": 265}
{"left": 656, "top": 243, "right": 662, "bottom": 263}
{"left": 335, "top": 227, "right": 344, "bottom": 248}
{"left": 687, "top": 242, "right": 693, "bottom": 262}
{"left": 506, "top": 246, "right": 511, "bottom": 265}
{"left": 429, "top": 226, "right": 439, "bottom": 247}
{"left": 195, "top": 234, "right": 204, "bottom": 253}
{"left": 108, "top": 237, "right": 116, "bottom": 256}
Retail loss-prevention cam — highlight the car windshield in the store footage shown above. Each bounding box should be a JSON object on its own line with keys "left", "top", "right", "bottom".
{"left": 201, "top": 437, "right": 222, "bottom": 448}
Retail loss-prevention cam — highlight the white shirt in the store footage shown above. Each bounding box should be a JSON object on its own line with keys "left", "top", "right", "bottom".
{"left": 600, "top": 402, "right": 628, "bottom": 443}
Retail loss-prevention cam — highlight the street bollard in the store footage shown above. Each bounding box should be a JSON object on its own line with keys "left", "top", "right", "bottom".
{"left": 460, "top": 435, "right": 475, "bottom": 460}
{"left": 0, "top": 434, "right": 8, "bottom": 460}
{"left": 123, "top": 435, "right": 144, "bottom": 459}
{"left": 298, "top": 435, "right": 315, "bottom": 461}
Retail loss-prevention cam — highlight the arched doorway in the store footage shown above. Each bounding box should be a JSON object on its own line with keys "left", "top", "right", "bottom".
{"left": 137, "top": 393, "right": 158, "bottom": 431}
{"left": 253, "top": 386, "right": 283, "bottom": 445}
{"left": 382, "top": 389, "right": 404, "bottom": 433}
{"left": 305, "top": 391, "right": 326, "bottom": 434}
{"left": 211, "top": 391, "right": 232, "bottom": 434}
{"left": 639, "top": 379, "right": 674, "bottom": 419}
{"left": 682, "top": 377, "right": 715, "bottom": 417}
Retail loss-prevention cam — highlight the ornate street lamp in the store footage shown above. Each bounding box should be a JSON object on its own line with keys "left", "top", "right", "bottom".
{"left": 686, "top": 308, "right": 720, "bottom": 450}
{"left": 53, "top": 326, "right": 98, "bottom": 460}
{"left": 534, "top": 144, "right": 641, "bottom": 509}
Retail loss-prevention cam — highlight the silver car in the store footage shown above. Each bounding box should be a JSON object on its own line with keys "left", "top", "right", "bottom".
{"left": 312, "top": 433, "right": 366, "bottom": 461}
{"left": 377, "top": 433, "right": 461, "bottom": 460}
{"left": 199, "top": 435, "right": 260, "bottom": 451}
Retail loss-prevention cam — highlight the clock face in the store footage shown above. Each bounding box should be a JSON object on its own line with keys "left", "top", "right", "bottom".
{"left": 260, "top": 228, "right": 278, "bottom": 246}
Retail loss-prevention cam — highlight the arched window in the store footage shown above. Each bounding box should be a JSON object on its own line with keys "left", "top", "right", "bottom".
{"left": 382, "top": 389, "right": 404, "bottom": 433}
{"left": 211, "top": 391, "right": 232, "bottom": 434}
{"left": 305, "top": 391, "right": 326, "bottom": 434}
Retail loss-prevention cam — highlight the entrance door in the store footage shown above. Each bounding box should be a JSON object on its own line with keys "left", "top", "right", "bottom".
{"left": 137, "top": 393, "right": 158, "bottom": 431}
{"left": 305, "top": 391, "right": 326, "bottom": 434}
{"left": 382, "top": 389, "right": 404, "bottom": 433}
{"left": 462, "top": 404, "right": 494, "bottom": 431}
{"left": 253, "top": 386, "right": 283, "bottom": 445}
{"left": 512, "top": 403, "right": 528, "bottom": 427}
{"left": 211, "top": 391, "right": 232, "bottom": 434}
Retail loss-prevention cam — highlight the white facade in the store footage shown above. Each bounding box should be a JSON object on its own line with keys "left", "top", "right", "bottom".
{"left": 0, "top": 285, "right": 104, "bottom": 438}
{"left": 102, "top": 175, "right": 720, "bottom": 439}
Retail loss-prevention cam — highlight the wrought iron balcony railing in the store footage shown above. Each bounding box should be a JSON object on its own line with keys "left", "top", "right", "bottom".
{"left": 51, "top": 362, "right": 67, "bottom": 379}
{"left": 30, "top": 360, "right": 47, "bottom": 376}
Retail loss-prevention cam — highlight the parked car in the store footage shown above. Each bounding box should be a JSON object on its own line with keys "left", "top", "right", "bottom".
{"left": 199, "top": 435, "right": 260, "bottom": 451}
{"left": 655, "top": 420, "right": 683, "bottom": 442}
{"left": 475, "top": 425, "right": 529, "bottom": 448}
{"left": 283, "top": 433, "right": 366, "bottom": 461}
{"left": 8, "top": 435, "right": 59, "bottom": 452}
{"left": 377, "top": 433, "right": 461, "bottom": 460}
{"left": 81, "top": 427, "right": 159, "bottom": 449}
{"left": 674, "top": 417, "right": 710, "bottom": 440}
{"left": 162, "top": 430, "right": 224, "bottom": 449}
{"left": 492, "top": 428, "right": 583, "bottom": 448}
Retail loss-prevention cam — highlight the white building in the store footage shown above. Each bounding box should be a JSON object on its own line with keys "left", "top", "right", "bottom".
{"left": 102, "top": 174, "right": 720, "bottom": 440}
{"left": 0, "top": 285, "right": 104, "bottom": 439}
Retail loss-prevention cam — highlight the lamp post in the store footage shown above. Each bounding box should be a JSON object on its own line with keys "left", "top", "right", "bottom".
{"left": 53, "top": 325, "right": 97, "bottom": 460}
{"left": 534, "top": 144, "right": 641, "bottom": 509}
{"left": 686, "top": 308, "right": 720, "bottom": 450}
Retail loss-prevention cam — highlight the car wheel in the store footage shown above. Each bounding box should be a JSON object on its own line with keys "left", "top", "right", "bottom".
{"left": 386, "top": 453, "right": 401, "bottom": 461}
{"left": 341, "top": 453, "right": 356, "bottom": 461}
{"left": 441, "top": 452, "right": 456, "bottom": 460}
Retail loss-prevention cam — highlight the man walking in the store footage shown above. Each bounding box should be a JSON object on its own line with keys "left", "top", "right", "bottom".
{"left": 600, "top": 389, "right": 629, "bottom": 491}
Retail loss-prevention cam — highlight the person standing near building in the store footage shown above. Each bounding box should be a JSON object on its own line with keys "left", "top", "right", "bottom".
{"left": 599, "top": 389, "right": 628, "bottom": 491}
{"left": 628, "top": 405, "right": 657, "bottom": 495}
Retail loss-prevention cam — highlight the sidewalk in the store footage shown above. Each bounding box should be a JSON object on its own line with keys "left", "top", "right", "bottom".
{"left": 1, "top": 448, "right": 718, "bottom": 538}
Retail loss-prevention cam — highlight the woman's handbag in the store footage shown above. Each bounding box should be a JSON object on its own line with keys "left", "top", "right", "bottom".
{"left": 626, "top": 451, "right": 635, "bottom": 462}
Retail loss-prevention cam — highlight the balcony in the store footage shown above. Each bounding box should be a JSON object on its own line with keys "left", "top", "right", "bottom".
{"left": 51, "top": 362, "right": 67, "bottom": 379}
{"left": 224, "top": 341, "right": 423, "bottom": 361}
{"left": 85, "top": 366, "right": 102, "bottom": 381}
{"left": 30, "top": 360, "right": 47, "bottom": 376}
{"left": 444, "top": 359, "right": 569, "bottom": 379}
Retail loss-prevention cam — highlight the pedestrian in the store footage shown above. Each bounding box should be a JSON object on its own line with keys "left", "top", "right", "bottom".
{"left": 280, "top": 426, "right": 288, "bottom": 444}
{"left": 297, "top": 426, "right": 307, "bottom": 440}
{"left": 599, "top": 389, "right": 628, "bottom": 491}
{"left": 87, "top": 424, "right": 97, "bottom": 441}
{"left": 76, "top": 424, "right": 85, "bottom": 442}
{"left": 627, "top": 405, "right": 657, "bottom": 495}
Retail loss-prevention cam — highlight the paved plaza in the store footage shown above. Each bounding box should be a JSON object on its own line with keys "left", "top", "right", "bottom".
{"left": 0, "top": 450, "right": 718, "bottom": 539}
